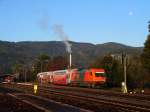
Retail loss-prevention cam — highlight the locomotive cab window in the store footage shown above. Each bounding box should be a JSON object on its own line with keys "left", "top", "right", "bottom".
{"left": 95, "top": 72, "right": 105, "bottom": 77}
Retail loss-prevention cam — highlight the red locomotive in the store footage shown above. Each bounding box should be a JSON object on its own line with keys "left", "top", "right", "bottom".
{"left": 37, "top": 68, "right": 106, "bottom": 88}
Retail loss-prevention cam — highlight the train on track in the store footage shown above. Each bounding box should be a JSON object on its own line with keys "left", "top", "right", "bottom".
{"left": 37, "top": 68, "right": 106, "bottom": 88}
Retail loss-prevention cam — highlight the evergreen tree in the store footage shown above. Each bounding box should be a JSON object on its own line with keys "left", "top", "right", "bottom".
{"left": 93, "top": 54, "right": 123, "bottom": 87}
{"left": 141, "top": 21, "right": 150, "bottom": 72}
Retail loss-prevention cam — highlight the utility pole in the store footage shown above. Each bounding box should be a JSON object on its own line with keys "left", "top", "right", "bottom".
{"left": 122, "top": 53, "right": 128, "bottom": 93}
{"left": 25, "top": 68, "right": 26, "bottom": 82}
{"left": 41, "top": 61, "right": 43, "bottom": 72}
{"left": 124, "top": 54, "right": 127, "bottom": 93}
{"left": 24, "top": 66, "right": 27, "bottom": 82}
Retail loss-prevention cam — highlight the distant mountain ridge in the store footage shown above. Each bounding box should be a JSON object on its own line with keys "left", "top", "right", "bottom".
{"left": 0, "top": 40, "right": 143, "bottom": 73}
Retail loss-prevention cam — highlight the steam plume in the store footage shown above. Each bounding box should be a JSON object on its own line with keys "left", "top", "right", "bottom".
{"left": 52, "top": 24, "right": 71, "bottom": 53}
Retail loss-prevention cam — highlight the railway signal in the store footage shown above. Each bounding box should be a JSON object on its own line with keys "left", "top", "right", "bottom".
{"left": 34, "top": 84, "right": 38, "bottom": 94}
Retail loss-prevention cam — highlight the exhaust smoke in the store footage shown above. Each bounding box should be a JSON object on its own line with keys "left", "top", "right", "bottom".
{"left": 52, "top": 24, "right": 72, "bottom": 68}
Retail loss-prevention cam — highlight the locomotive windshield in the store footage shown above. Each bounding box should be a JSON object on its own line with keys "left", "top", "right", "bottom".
{"left": 95, "top": 72, "right": 105, "bottom": 77}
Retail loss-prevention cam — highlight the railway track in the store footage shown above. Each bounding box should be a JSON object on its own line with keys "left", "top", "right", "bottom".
{"left": 1, "top": 83, "right": 150, "bottom": 112}
{"left": 0, "top": 84, "right": 91, "bottom": 112}
{"left": 7, "top": 93, "right": 49, "bottom": 112}
{"left": 39, "top": 84, "right": 150, "bottom": 102}
{"left": 10, "top": 93, "right": 90, "bottom": 112}
{"left": 38, "top": 88, "right": 150, "bottom": 112}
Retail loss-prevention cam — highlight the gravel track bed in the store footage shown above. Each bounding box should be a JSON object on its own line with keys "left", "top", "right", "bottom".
{"left": 0, "top": 93, "right": 44, "bottom": 112}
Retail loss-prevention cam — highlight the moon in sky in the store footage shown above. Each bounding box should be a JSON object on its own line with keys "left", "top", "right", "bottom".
{"left": 128, "top": 11, "right": 133, "bottom": 16}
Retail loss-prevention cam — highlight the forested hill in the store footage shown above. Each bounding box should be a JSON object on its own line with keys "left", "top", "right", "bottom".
{"left": 0, "top": 40, "right": 143, "bottom": 73}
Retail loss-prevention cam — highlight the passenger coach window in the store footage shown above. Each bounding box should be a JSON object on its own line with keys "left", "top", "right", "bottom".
{"left": 95, "top": 72, "right": 105, "bottom": 77}
{"left": 54, "top": 71, "right": 66, "bottom": 75}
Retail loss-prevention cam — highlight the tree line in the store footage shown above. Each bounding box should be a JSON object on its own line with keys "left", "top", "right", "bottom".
{"left": 12, "top": 54, "right": 69, "bottom": 82}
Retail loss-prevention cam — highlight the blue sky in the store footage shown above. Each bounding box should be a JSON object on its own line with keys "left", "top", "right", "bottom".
{"left": 0, "top": 0, "right": 149, "bottom": 46}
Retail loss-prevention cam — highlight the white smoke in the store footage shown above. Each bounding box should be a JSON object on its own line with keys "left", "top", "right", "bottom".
{"left": 52, "top": 24, "right": 71, "bottom": 53}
